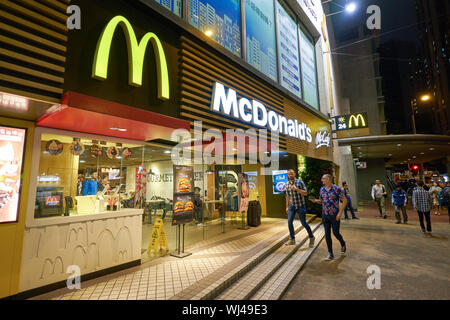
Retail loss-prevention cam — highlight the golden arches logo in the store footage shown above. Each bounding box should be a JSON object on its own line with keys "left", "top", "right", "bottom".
{"left": 92, "top": 15, "right": 170, "bottom": 100}
{"left": 348, "top": 114, "right": 366, "bottom": 128}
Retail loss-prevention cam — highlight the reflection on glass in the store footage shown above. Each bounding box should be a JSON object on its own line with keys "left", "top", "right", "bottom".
{"left": 154, "top": 0, "right": 182, "bottom": 17}
{"left": 245, "top": 0, "right": 277, "bottom": 81}
{"left": 189, "top": 0, "right": 242, "bottom": 57}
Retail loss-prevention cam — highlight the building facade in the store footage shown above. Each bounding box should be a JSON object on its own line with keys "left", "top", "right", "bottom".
{"left": 0, "top": 0, "right": 344, "bottom": 298}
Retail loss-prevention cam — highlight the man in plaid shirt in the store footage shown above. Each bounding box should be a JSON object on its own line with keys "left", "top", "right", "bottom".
{"left": 412, "top": 180, "right": 433, "bottom": 235}
{"left": 285, "top": 169, "right": 315, "bottom": 246}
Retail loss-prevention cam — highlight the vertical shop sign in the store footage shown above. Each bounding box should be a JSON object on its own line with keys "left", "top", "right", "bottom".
{"left": 172, "top": 165, "right": 195, "bottom": 225}
{"left": 0, "top": 126, "right": 26, "bottom": 223}
{"left": 276, "top": 2, "right": 301, "bottom": 97}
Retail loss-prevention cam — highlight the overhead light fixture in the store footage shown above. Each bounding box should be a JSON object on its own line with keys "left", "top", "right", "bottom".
{"left": 345, "top": 2, "right": 357, "bottom": 13}
{"left": 110, "top": 127, "right": 127, "bottom": 132}
{"left": 164, "top": 150, "right": 171, "bottom": 154}
{"left": 420, "top": 152, "right": 424, "bottom": 154}
{"left": 429, "top": 147, "right": 434, "bottom": 150}
{"left": 397, "top": 144, "right": 402, "bottom": 147}
{"left": 205, "top": 29, "right": 213, "bottom": 37}
{"left": 420, "top": 94, "right": 431, "bottom": 101}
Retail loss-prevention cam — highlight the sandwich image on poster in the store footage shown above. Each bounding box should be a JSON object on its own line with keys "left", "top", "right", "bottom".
{"left": 172, "top": 194, "right": 194, "bottom": 226}
{"left": 172, "top": 165, "right": 194, "bottom": 226}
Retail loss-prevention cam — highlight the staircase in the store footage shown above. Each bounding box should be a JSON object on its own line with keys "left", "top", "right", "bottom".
{"left": 169, "top": 215, "right": 324, "bottom": 300}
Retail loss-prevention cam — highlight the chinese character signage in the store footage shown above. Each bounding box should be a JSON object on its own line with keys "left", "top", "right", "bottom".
{"left": 276, "top": 2, "right": 301, "bottom": 98}
{"left": 299, "top": 28, "right": 318, "bottom": 109}
{"left": 0, "top": 126, "right": 26, "bottom": 223}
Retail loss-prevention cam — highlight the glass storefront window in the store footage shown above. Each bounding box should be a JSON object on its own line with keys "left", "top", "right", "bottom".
{"left": 154, "top": 0, "right": 182, "bottom": 17}
{"left": 245, "top": 0, "right": 277, "bottom": 81}
{"left": 189, "top": 0, "right": 242, "bottom": 57}
{"left": 34, "top": 133, "right": 144, "bottom": 218}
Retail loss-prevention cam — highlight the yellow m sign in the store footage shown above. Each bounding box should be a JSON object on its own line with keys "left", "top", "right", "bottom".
{"left": 92, "top": 15, "right": 170, "bottom": 100}
{"left": 348, "top": 114, "right": 366, "bottom": 128}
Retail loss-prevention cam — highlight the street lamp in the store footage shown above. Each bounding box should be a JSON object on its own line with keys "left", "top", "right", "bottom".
{"left": 410, "top": 94, "right": 433, "bottom": 134}
{"left": 324, "top": 1, "right": 358, "bottom": 17}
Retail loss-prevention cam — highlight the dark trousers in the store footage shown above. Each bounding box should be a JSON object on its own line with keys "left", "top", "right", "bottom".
{"left": 394, "top": 205, "right": 408, "bottom": 223}
{"left": 287, "top": 204, "right": 314, "bottom": 239}
{"left": 417, "top": 211, "right": 432, "bottom": 232}
{"left": 343, "top": 196, "right": 356, "bottom": 219}
{"left": 323, "top": 214, "right": 346, "bottom": 256}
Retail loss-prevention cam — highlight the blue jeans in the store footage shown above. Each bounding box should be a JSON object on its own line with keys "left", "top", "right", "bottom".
{"left": 343, "top": 196, "right": 356, "bottom": 219}
{"left": 287, "top": 204, "right": 314, "bottom": 239}
{"left": 322, "top": 214, "right": 346, "bottom": 256}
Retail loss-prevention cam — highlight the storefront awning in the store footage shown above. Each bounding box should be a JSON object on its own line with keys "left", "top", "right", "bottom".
{"left": 36, "top": 92, "right": 190, "bottom": 141}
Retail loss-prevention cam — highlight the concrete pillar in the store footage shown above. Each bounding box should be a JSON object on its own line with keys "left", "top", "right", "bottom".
{"left": 338, "top": 145, "right": 358, "bottom": 206}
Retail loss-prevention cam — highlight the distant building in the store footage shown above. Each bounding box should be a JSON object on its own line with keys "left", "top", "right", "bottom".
{"left": 415, "top": 0, "right": 450, "bottom": 135}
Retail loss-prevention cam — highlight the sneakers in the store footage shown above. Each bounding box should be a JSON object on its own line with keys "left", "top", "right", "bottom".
{"left": 421, "top": 228, "right": 426, "bottom": 233}
{"left": 309, "top": 237, "right": 315, "bottom": 247}
{"left": 285, "top": 238, "right": 295, "bottom": 246}
{"left": 324, "top": 254, "right": 334, "bottom": 261}
{"left": 403, "top": 221, "right": 408, "bottom": 224}
{"left": 341, "top": 245, "right": 346, "bottom": 255}
{"left": 352, "top": 217, "right": 359, "bottom": 220}
{"left": 395, "top": 221, "right": 401, "bottom": 224}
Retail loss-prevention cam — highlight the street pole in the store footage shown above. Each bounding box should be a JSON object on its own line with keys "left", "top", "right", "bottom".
{"left": 410, "top": 99, "right": 417, "bottom": 134}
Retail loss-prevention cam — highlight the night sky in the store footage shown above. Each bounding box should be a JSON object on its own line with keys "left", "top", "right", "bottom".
{"left": 331, "top": 0, "right": 419, "bottom": 46}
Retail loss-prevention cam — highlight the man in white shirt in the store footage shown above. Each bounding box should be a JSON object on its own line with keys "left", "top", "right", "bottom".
{"left": 371, "top": 179, "right": 387, "bottom": 218}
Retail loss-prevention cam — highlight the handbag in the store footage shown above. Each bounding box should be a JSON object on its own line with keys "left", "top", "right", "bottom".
{"left": 382, "top": 185, "right": 387, "bottom": 198}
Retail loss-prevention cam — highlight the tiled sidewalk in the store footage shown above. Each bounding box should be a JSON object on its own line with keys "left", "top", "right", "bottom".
{"left": 31, "top": 217, "right": 307, "bottom": 300}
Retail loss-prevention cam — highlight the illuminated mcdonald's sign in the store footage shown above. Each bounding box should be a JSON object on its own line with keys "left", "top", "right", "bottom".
{"left": 348, "top": 114, "right": 366, "bottom": 128}
{"left": 92, "top": 15, "right": 170, "bottom": 100}
{"left": 333, "top": 112, "right": 368, "bottom": 132}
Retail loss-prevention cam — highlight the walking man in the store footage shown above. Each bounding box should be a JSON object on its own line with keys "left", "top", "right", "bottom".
{"left": 342, "top": 181, "right": 359, "bottom": 220}
{"left": 311, "top": 174, "right": 347, "bottom": 261}
{"left": 371, "top": 179, "right": 387, "bottom": 218}
{"left": 391, "top": 184, "right": 408, "bottom": 224}
{"left": 412, "top": 181, "right": 433, "bottom": 236}
{"left": 285, "top": 169, "right": 315, "bottom": 246}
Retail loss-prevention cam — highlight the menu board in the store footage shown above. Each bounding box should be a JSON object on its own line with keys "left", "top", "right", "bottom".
{"left": 272, "top": 170, "right": 288, "bottom": 194}
{"left": 172, "top": 165, "right": 194, "bottom": 226}
{"left": 245, "top": 0, "right": 277, "bottom": 81}
{"left": 276, "top": 2, "right": 301, "bottom": 98}
{"left": 0, "top": 126, "right": 26, "bottom": 223}
{"left": 299, "top": 28, "right": 319, "bottom": 109}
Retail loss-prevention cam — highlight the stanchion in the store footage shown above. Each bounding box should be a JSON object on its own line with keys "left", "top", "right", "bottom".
{"left": 170, "top": 224, "right": 192, "bottom": 258}
{"left": 238, "top": 211, "right": 249, "bottom": 230}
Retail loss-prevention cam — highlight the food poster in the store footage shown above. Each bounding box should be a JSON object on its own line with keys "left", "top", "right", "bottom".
{"left": 239, "top": 173, "right": 250, "bottom": 213}
{"left": 135, "top": 166, "right": 147, "bottom": 208}
{"left": 172, "top": 165, "right": 194, "bottom": 225}
{"left": 0, "top": 127, "right": 26, "bottom": 223}
{"left": 272, "top": 170, "right": 288, "bottom": 194}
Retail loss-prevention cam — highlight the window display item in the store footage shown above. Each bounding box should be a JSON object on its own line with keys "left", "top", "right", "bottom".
{"left": 69, "top": 138, "right": 85, "bottom": 155}
{"left": 178, "top": 177, "right": 191, "bottom": 193}
{"left": 106, "top": 146, "right": 119, "bottom": 159}
{"left": 46, "top": 139, "right": 63, "bottom": 155}
{"left": 90, "top": 144, "right": 102, "bottom": 158}
{"left": 122, "top": 147, "right": 132, "bottom": 159}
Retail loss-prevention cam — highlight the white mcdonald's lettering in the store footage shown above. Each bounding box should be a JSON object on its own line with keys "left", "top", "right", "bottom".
{"left": 348, "top": 114, "right": 366, "bottom": 128}
{"left": 211, "top": 82, "right": 313, "bottom": 143}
